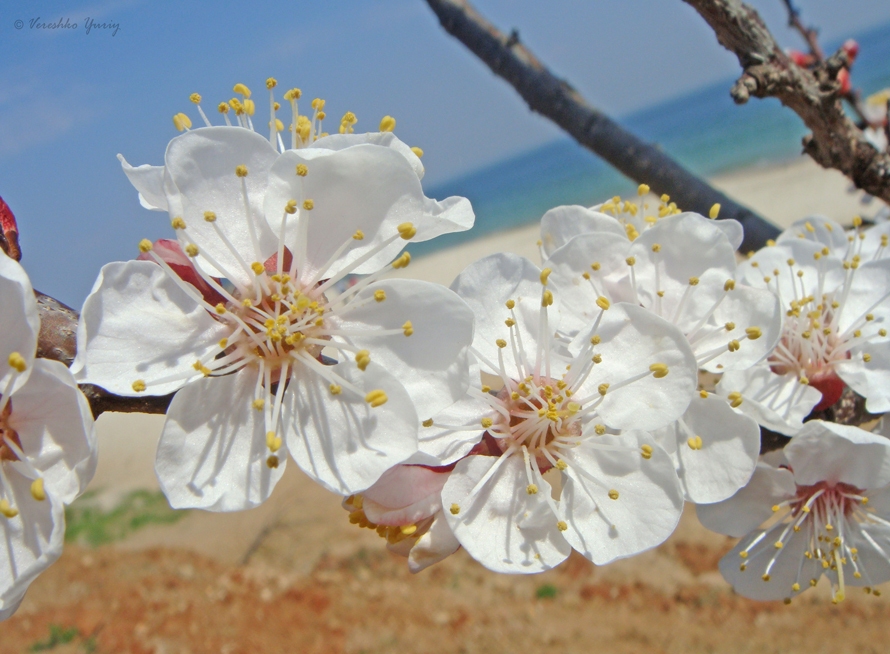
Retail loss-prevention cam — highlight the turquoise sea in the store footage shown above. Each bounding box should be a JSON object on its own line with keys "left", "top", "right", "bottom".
{"left": 416, "top": 20, "right": 890, "bottom": 258}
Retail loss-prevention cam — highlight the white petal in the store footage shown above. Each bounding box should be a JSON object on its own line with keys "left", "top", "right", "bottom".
{"left": 117, "top": 154, "right": 168, "bottom": 212}
{"left": 713, "top": 218, "right": 744, "bottom": 250}
{"left": 451, "top": 254, "right": 557, "bottom": 380}
{"left": 409, "top": 392, "right": 490, "bottom": 466}
{"left": 157, "top": 369, "right": 285, "bottom": 511}
{"left": 559, "top": 434, "right": 683, "bottom": 564}
{"left": 442, "top": 454, "right": 570, "bottom": 573}
{"left": 407, "top": 514, "right": 461, "bottom": 573}
{"left": 739, "top": 239, "right": 843, "bottom": 303}
{"left": 311, "top": 131, "right": 425, "bottom": 179}
{"left": 0, "top": 250, "right": 38, "bottom": 393}
{"left": 573, "top": 303, "right": 697, "bottom": 431}
{"left": 361, "top": 465, "right": 449, "bottom": 525}
{"left": 74, "top": 261, "right": 229, "bottom": 396}
{"left": 165, "top": 127, "right": 279, "bottom": 285}
{"left": 836, "top": 342, "right": 890, "bottom": 413}
{"left": 282, "top": 361, "right": 418, "bottom": 495}
{"left": 8, "top": 360, "right": 97, "bottom": 504}
{"left": 696, "top": 463, "right": 796, "bottom": 537}
{"left": 716, "top": 365, "right": 821, "bottom": 436}
{"left": 785, "top": 420, "right": 890, "bottom": 489}
{"left": 539, "top": 205, "right": 625, "bottom": 257}
{"left": 335, "top": 279, "right": 474, "bottom": 418}
{"left": 0, "top": 466, "right": 65, "bottom": 620}
{"left": 776, "top": 215, "right": 848, "bottom": 252}
{"left": 662, "top": 395, "right": 760, "bottom": 504}
{"left": 846, "top": 524, "right": 890, "bottom": 587}
{"left": 836, "top": 258, "right": 890, "bottom": 332}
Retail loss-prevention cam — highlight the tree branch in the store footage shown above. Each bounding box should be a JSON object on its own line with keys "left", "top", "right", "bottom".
{"left": 684, "top": 0, "right": 890, "bottom": 204}
{"left": 424, "top": 0, "right": 780, "bottom": 253}
{"left": 35, "top": 291, "right": 173, "bottom": 418}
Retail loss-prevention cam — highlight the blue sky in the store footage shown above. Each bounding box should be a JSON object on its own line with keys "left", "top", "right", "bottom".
{"left": 2, "top": 0, "right": 889, "bottom": 305}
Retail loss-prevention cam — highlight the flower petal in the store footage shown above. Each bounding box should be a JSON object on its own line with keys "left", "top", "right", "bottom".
{"left": 157, "top": 368, "right": 285, "bottom": 511}
{"left": 8, "top": 360, "right": 97, "bottom": 504}
{"left": 442, "top": 454, "right": 571, "bottom": 573}
{"left": 282, "top": 360, "right": 418, "bottom": 495}
{"left": 785, "top": 420, "right": 890, "bottom": 489}
{"left": 559, "top": 433, "right": 683, "bottom": 564}
{"left": 311, "top": 131, "right": 425, "bottom": 179}
{"left": 409, "top": 392, "right": 490, "bottom": 466}
{"left": 362, "top": 465, "right": 449, "bottom": 526}
{"left": 73, "top": 261, "right": 229, "bottom": 396}
{"left": 0, "top": 250, "right": 38, "bottom": 393}
{"left": 539, "top": 205, "right": 625, "bottom": 257}
{"left": 836, "top": 342, "right": 890, "bottom": 413}
{"left": 407, "top": 514, "right": 461, "bottom": 573}
{"left": 117, "top": 154, "right": 168, "bottom": 212}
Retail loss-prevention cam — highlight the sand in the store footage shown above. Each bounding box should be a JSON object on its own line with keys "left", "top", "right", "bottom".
{"left": 5, "top": 155, "right": 889, "bottom": 653}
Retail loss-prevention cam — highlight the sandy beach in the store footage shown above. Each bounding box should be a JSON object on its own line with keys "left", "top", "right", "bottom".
{"left": 5, "top": 155, "right": 889, "bottom": 654}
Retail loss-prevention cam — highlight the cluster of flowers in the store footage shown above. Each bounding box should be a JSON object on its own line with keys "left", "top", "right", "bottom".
{"left": 4, "top": 79, "right": 890, "bottom": 618}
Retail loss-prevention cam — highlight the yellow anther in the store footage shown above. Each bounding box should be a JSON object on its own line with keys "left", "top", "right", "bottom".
{"left": 172, "top": 113, "right": 192, "bottom": 131}
{"left": 252, "top": 399, "right": 265, "bottom": 411}
{"left": 132, "top": 380, "right": 147, "bottom": 392}
{"left": 496, "top": 339, "right": 507, "bottom": 349}
{"left": 557, "top": 521, "right": 568, "bottom": 531}
{"left": 242, "top": 298, "right": 252, "bottom": 308}
{"left": 397, "top": 222, "right": 416, "bottom": 240}
{"left": 762, "top": 574, "right": 771, "bottom": 582}
{"left": 481, "top": 417, "right": 493, "bottom": 429}
{"left": 266, "top": 431, "right": 282, "bottom": 453}
{"left": 481, "top": 385, "right": 491, "bottom": 393}
{"left": 649, "top": 363, "right": 669, "bottom": 378}
{"left": 598, "top": 383, "right": 609, "bottom": 396}
{"left": 296, "top": 164, "right": 308, "bottom": 177}
{"left": 774, "top": 540, "right": 784, "bottom": 550}
{"left": 853, "top": 215, "right": 863, "bottom": 227}
{"left": 728, "top": 391, "right": 743, "bottom": 408}
{"left": 251, "top": 262, "right": 265, "bottom": 275}
{"left": 590, "top": 335, "right": 601, "bottom": 345}
{"left": 814, "top": 252, "right": 822, "bottom": 260}
{"left": 745, "top": 327, "right": 762, "bottom": 340}
{"left": 709, "top": 203, "right": 721, "bottom": 219}
{"left": 526, "top": 484, "right": 539, "bottom": 495}
{"left": 311, "top": 97, "right": 325, "bottom": 110}
{"left": 651, "top": 243, "right": 661, "bottom": 252}
{"left": 864, "top": 353, "right": 872, "bottom": 363}
{"left": 214, "top": 304, "right": 227, "bottom": 315}
{"left": 185, "top": 244, "right": 199, "bottom": 257}
{"left": 640, "top": 444, "right": 653, "bottom": 460}
{"left": 638, "top": 183, "right": 650, "bottom": 195}
{"left": 218, "top": 102, "right": 229, "bottom": 114}
{"left": 410, "top": 146, "right": 424, "bottom": 158}
{"left": 203, "top": 211, "right": 217, "bottom": 223}
{"left": 510, "top": 392, "right": 519, "bottom": 400}
{"left": 699, "top": 390, "right": 709, "bottom": 399}
{"left": 171, "top": 217, "right": 186, "bottom": 230}
{"left": 365, "top": 389, "right": 388, "bottom": 407}
{"left": 446, "top": 503, "right": 460, "bottom": 516}
{"left": 284, "top": 88, "right": 302, "bottom": 101}
{"left": 398, "top": 524, "right": 417, "bottom": 536}
{"left": 592, "top": 354, "right": 602, "bottom": 364}
{"left": 284, "top": 199, "right": 298, "bottom": 215}
{"left": 266, "top": 455, "right": 279, "bottom": 469}
{"left": 660, "top": 194, "right": 670, "bottom": 203}
{"left": 422, "top": 418, "right": 434, "bottom": 428}
{"left": 392, "top": 252, "right": 411, "bottom": 269}
{"left": 355, "top": 350, "right": 371, "bottom": 371}
{"left": 353, "top": 230, "right": 364, "bottom": 240}
{"left": 539, "top": 268, "right": 552, "bottom": 285}
{"left": 379, "top": 115, "right": 396, "bottom": 132}
{"left": 799, "top": 376, "right": 810, "bottom": 385}
{"left": 235, "top": 165, "right": 249, "bottom": 178}
{"left": 29, "top": 478, "right": 46, "bottom": 502}
{"left": 689, "top": 276, "right": 699, "bottom": 286}
{"left": 218, "top": 338, "right": 228, "bottom": 349}
{"left": 594, "top": 424, "right": 606, "bottom": 435}
{"left": 302, "top": 199, "right": 314, "bottom": 211}
{"left": 626, "top": 256, "right": 636, "bottom": 266}
{"left": 506, "top": 299, "right": 516, "bottom": 310}
{"left": 595, "top": 296, "right": 611, "bottom": 311}
{"left": 233, "top": 83, "right": 252, "bottom": 98}
{"left": 723, "top": 322, "right": 736, "bottom": 332}
{"left": 7, "top": 352, "right": 27, "bottom": 373}
{"left": 728, "top": 339, "right": 740, "bottom": 352}
{"left": 721, "top": 281, "right": 735, "bottom": 294}
{"left": 556, "top": 460, "right": 568, "bottom": 470}
{"left": 608, "top": 489, "right": 620, "bottom": 500}
{"left": 505, "top": 318, "right": 516, "bottom": 327}
{"left": 402, "top": 321, "right": 413, "bottom": 337}
{"left": 541, "top": 290, "right": 554, "bottom": 307}
{"left": 374, "top": 289, "right": 387, "bottom": 303}
{"left": 0, "top": 500, "right": 18, "bottom": 519}
{"left": 265, "top": 77, "right": 278, "bottom": 90}
{"left": 739, "top": 551, "right": 748, "bottom": 559}
{"left": 867, "top": 313, "right": 875, "bottom": 321}
{"left": 138, "top": 239, "right": 153, "bottom": 253}
{"left": 329, "top": 384, "right": 342, "bottom": 395}
{"left": 687, "top": 435, "right": 703, "bottom": 450}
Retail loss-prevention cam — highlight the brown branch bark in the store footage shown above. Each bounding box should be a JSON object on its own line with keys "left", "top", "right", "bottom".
{"left": 684, "top": 0, "right": 890, "bottom": 203}
{"left": 424, "top": 0, "right": 780, "bottom": 254}
{"left": 35, "top": 291, "right": 173, "bottom": 418}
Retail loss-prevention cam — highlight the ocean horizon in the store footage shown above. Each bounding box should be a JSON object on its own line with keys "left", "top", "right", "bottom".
{"left": 414, "top": 19, "right": 890, "bottom": 259}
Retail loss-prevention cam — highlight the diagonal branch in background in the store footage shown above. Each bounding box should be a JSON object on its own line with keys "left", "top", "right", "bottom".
{"left": 424, "top": 0, "right": 780, "bottom": 253}
{"left": 684, "top": 0, "right": 890, "bottom": 205}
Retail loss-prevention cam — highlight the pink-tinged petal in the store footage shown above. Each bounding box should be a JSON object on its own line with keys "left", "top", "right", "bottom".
{"left": 559, "top": 434, "right": 683, "bottom": 565}
{"left": 73, "top": 260, "right": 229, "bottom": 396}
{"left": 407, "top": 514, "right": 461, "bottom": 573}
{"left": 0, "top": 466, "right": 66, "bottom": 620}
{"left": 539, "top": 205, "right": 625, "bottom": 257}
{"left": 0, "top": 249, "right": 38, "bottom": 393}
{"left": 441, "top": 454, "right": 571, "bottom": 574}
{"left": 696, "top": 463, "right": 796, "bottom": 537}
{"left": 282, "top": 361, "right": 418, "bottom": 495}
{"left": 165, "top": 127, "right": 279, "bottom": 286}
{"left": 362, "top": 465, "right": 449, "bottom": 526}
{"left": 137, "top": 239, "right": 225, "bottom": 306}
{"left": 8, "top": 359, "right": 97, "bottom": 504}
{"left": 785, "top": 421, "right": 890, "bottom": 489}
{"left": 117, "top": 154, "right": 168, "bottom": 212}
{"left": 157, "top": 368, "right": 285, "bottom": 512}
{"left": 336, "top": 279, "right": 474, "bottom": 418}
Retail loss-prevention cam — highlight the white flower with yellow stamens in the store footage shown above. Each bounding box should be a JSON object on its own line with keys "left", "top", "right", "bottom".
{"left": 726, "top": 231, "right": 890, "bottom": 434}
{"left": 0, "top": 250, "right": 97, "bottom": 620}
{"left": 698, "top": 421, "right": 890, "bottom": 604}
{"left": 544, "top": 211, "right": 779, "bottom": 503}
{"left": 73, "top": 113, "right": 476, "bottom": 506}
{"left": 433, "top": 253, "right": 695, "bottom": 573}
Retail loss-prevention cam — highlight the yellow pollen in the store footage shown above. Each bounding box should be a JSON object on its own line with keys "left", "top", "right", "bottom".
{"left": 252, "top": 399, "right": 265, "bottom": 411}
{"left": 172, "top": 113, "right": 192, "bottom": 131}
{"left": 556, "top": 460, "right": 568, "bottom": 470}
{"left": 709, "top": 203, "right": 721, "bottom": 219}
{"left": 355, "top": 350, "right": 371, "bottom": 371}
{"left": 7, "top": 352, "right": 27, "bottom": 373}
{"left": 853, "top": 215, "right": 863, "bottom": 227}
{"left": 296, "top": 164, "right": 308, "bottom": 177}
{"left": 266, "top": 431, "right": 282, "bottom": 453}
{"left": 700, "top": 390, "right": 709, "bottom": 398}
{"left": 594, "top": 424, "right": 606, "bottom": 435}
{"left": 218, "top": 338, "right": 228, "bottom": 349}
{"left": 687, "top": 435, "right": 703, "bottom": 450}
{"left": 233, "top": 83, "right": 251, "bottom": 97}
{"left": 649, "top": 363, "right": 669, "bottom": 378}
{"left": 241, "top": 298, "right": 252, "bottom": 308}
{"left": 301, "top": 199, "right": 314, "bottom": 211}
{"left": 30, "top": 478, "right": 46, "bottom": 501}
{"left": 557, "top": 521, "right": 568, "bottom": 531}
{"left": 138, "top": 239, "right": 153, "bottom": 253}
{"left": 171, "top": 217, "right": 186, "bottom": 230}
{"left": 745, "top": 327, "right": 762, "bottom": 340}
{"left": 864, "top": 353, "right": 872, "bottom": 363}
{"left": 728, "top": 339, "right": 741, "bottom": 352}
{"left": 402, "top": 321, "right": 414, "bottom": 337}
{"left": 540, "top": 268, "right": 552, "bottom": 285}
{"left": 374, "top": 289, "right": 386, "bottom": 303}
{"left": 728, "top": 391, "right": 743, "bottom": 408}
{"left": 329, "top": 384, "right": 342, "bottom": 395}
{"left": 132, "top": 380, "right": 146, "bottom": 392}
{"left": 379, "top": 115, "right": 396, "bottom": 132}
{"left": 526, "top": 484, "right": 538, "bottom": 495}
{"left": 214, "top": 303, "right": 226, "bottom": 315}
{"left": 740, "top": 551, "right": 748, "bottom": 558}
{"left": 774, "top": 541, "right": 784, "bottom": 549}
{"left": 0, "top": 500, "right": 18, "bottom": 519}
{"left": 506, "top": 299, "right": 516, "bottom": 310}
{"left": 365, "top": 389, "right": 388, "bottom": 407}
{"left": 689, "top": 276, "right": 699, "bottom": 286}
{"left": 641, "top": 444, "right": 653, "bottom": 460}
{"left": 203, "top": 211, "right": 217, "bottom": 222}
{"left": 799, "top": 376, "right": 810, "bottom": 385}
{"left": 496, "top": 339, "right": 507, "bottom": 349}
{"left": 541, "top": 290, "right": 554, "bottom": 307}
{"left": 505, "top": 318, "right": 516, "bottom": 327}
{"left": 235, "top": 165, "right": 248, "bottom": 178}
{"left": 762, "top": 574, "right": 771, "bottom": 582}
{"left": 185, "top": 244, "right": 199, "bottom": 257}
{"left": 218, "top": 102, "right": 229, "bottom": 114}
{"left": 284, "top": 200, "right": 298, "bottom": 215}
{"left": 422, "top": 418, "right": 434, "bottom": 427}
{"left": 251, "top": 262, "right": 265, "bottom": 275}
{"left": 608, "top": 489, "right": 620, "bottom": 500}
{"left": 266, "top": 456, "right": 279, "bottom": 469}
{"left": 353, "top": 230, "right": 364, "bottom": 240}
{"left": 450, "top": 504, "right": 460, "bottom": 515}
{"left": 598, "top": 383, "right": 609, "bottom": 396}
{"left": 590, "top": 335, "right": 601, "bottom": 345}
{"left": 592, "top": 354, "right": 602, "bottom": 364}
{"left": 398, "top": 222, "right": 416, "bottom": 240}
{"left": 626, "top": 256, "right": 636, "bottom": 266}
{"left": 410, "top": 146, "right": 424, "bottom": 158}
{"left": 591, "top": 262, "right": 602, "bottom": 271}
{"left": 481, "top": 417, "right": 493, "bottom": 429}
{"left": 596, "top": 296, "right": 610, "bottom": 311}
{"left": 399, "top": 524, "right": 417, "bottom": 536}
{"left": 638, "top": 183, "right": 650, "bottom": 195}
